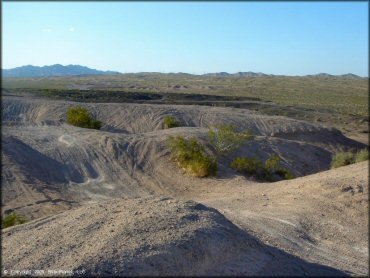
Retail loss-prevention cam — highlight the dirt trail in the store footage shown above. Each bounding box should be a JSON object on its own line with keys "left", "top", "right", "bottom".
{"left": 1, "top": 94, "right": 368, "bottom": 276}
{"left": 180, "top": 161, "right": 369, "bottom": 276}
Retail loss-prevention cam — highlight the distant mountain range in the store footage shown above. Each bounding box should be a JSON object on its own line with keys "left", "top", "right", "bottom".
{"left": 204, "top": 72, "right": 362, "bottom": 78}
{"left": 2, "top": 64, "right": 363, "bottom": 78}
{"left": 305, "top": 73, "right": 362, "bottom": 78}
{"left": 204, "top": 72, "right": 272, "bottom": 77}
{"left": 2, "top": 64, "right": 121, "bottom": 78}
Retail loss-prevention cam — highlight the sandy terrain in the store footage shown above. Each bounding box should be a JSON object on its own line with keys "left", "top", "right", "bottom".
{"left": 1, "top": 94, "right": 368, "bottom": 276}
{"left": 184, "top": 161, "right": 368, "bottom": 276}
{"left": 3, "top": 196, "right": 354, "bottom": 276}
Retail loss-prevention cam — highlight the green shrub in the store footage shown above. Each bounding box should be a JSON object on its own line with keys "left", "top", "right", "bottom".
{"left": 2, "top": 213, "right": 26, "bottom": 228}
{"left": 246, "top": 129, "right": 254, "bottom": 141}
{"left": 331, "top": 149, "right": 368, "bottom": 168}
{"left": 355, "top": 148, "right": 369, "bottom": 163}
{"left": 331, "top": 151, "right": 355, "bottom": 168}
{"left": 167, "top": 136, "right": 217, "bottom": 177}
{"left": 275, "top": 168, "right": 294, "bottom": 180}
{"left": 207, "top": 124, "right": 251, "bottom": 156}
{"left": 260, "top": 168, "right": 275, "bottom": 182}
{"left": 264, "top": 153, "right": 280, "bottom": 172}
{"left": 230, "top": 156, "right": 263, "bottom": 175}
{"left": 184, "top": 156, "right": 217, "bottom": 177}
{"left": 163, "top": 116, "right": 180, "bottom": 129}
{"left": 90, "top": 120, "right": 102, "bottom": 130}
{"left": 231, "top": 153, "right": 294, "bottom": 181}
{"left": 264, "top": 154, "right": 294, "bottom": 180}
{"left": 66, "top": 106, "right": 102, "bottom": 130}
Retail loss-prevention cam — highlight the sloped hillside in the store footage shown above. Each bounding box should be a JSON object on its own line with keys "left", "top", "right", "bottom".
{"left": 2, "top": 197, "right": 349, "bottom": 276}
{"left": 2, "top": 96, "right": 364, "bottom": 220}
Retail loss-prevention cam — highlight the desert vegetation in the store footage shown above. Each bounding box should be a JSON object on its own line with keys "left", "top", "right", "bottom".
{"left": 66, "top": 106, "right": 102, "bottom": 129}
{"left": 207, "top": 124, "right": 252, "bottom": 156}
{"left": 163, "top": 115, "right": 180, "bottom": 129}
{"left": 230, "top": 157, "right": 264, "bottom": 176}
{"left": 355, "top": 148, "right": 369, "bottom": 162}
{"left": 3, "top": 75, "right": 368, "bottom": 119}
{"left": 4, "top": 82, "right": 368, "bottom": 144}
{"left": 6, "top": 85, "right": 366, "bottom": 143}
{"left": 331, "top": 148, "right": 369, "bottom": 168}
{"left": 166, "top": 124, "right": 252, "bottom": 177}
{"left": 264, "top": 154, "right": 294, "bottom": 180}
{"left": 231, "top": 153, "right": 294, "bottom": 181}
{"left": 167, "top": 124, "right": 295, "bottom": 181}
{"left": 167, "top": 135, "right": 217, "bottom": 177}
{"left": 2, "top": 212, "right": 26, "bottom": 228}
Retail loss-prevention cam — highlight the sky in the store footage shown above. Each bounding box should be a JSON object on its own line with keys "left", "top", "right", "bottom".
{"left": 2, "top": 1, "right": 369, "bottom": 76}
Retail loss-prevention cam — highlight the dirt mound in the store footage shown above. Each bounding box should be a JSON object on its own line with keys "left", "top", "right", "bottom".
{"left": 2, "top": 96, "right": 362, "bottom": 144}
{"left": 2, "top": 197, "right": 347, "bottom": 276}
{"left": 2, "top": 94, "right": 368, "bottom": 275}
{"left": 2, "top": 95, "right": 365, "bottom": 220}
{"left": 190, "top": 161, "right": 369, "bottom": 276}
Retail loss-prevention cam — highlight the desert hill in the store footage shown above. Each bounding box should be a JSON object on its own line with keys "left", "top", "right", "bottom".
{"left": 2, "top": 94, "right": 364, "bottom": 218}
{"left": 1, "top": 92, "right": 368, "bottom": 276}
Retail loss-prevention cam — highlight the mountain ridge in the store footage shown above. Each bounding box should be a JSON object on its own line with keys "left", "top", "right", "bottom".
{"left": 2, "top": 64, "right": 121, "bottom": 78}
{"left": 2, "top": 64, "right": 364, "bottom": 78}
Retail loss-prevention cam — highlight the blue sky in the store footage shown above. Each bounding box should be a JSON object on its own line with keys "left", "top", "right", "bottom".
{"left": 2, "top": 1, "right": 369, "bottom": 76}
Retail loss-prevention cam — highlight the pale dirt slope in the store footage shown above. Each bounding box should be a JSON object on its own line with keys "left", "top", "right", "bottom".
{"left": 1, "top": 94, "right": 368, "bottom": 276}
{"left": 184, "top": 161, "right": 369, "bottom": 276}
{"left": 2, "top": 197, "right": 349, "bottom": 276}
{"left": 2, "top": 95, "right": 363, "bottom": 219}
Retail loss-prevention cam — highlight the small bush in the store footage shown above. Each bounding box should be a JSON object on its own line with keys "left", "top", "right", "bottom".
{"left": 185, "top": 156, "right": 217, "bottom": 177}
{"left": 246, "top": 129, "right": 254, "bottom": 141}
{"left": 2, "top": 213, "right": 26, "bottom": 228}
{"left": 231, "top": 153, "right": 294, "bottom": 181}
{"left": 207, "top": 124, "right": 251, "bottom": 156}
{"left": 230, "top": 156, "right": 263, "bottom": 175}
{"left": 90, "top": 120, "right": 102, "bottom": 130}
{"left": 264, "top": 153, "right": 280, "bottom": 172}
{"left": 167, "top": 136, "right": 217, "bottom": 177}
{"left": 331, "top": 151, "right": 355, "bottom": 168}
{"left": 260, "top": 169, "right": 275, "bottom": 182}
{"left": 355, "top": 148, "right": 369, "bottom": 163}
{"left": 264, "top": 154, "right": 294, "bottom": 180}
{"left": 66, "top": 106, "right": 102, "bottom": 130}
{"left": 163, "top": 116, "right": 180, "bottom": 129}
{"left": 275, "top": 167, "right": 294, "bottom": 180}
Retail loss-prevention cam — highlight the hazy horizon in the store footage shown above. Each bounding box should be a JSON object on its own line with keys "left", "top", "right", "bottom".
{"left": 3, "top": 2, "right": 369, "bottom": 76}
{"left": 2, "top": 63, "right": 368, "bottom": 77}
